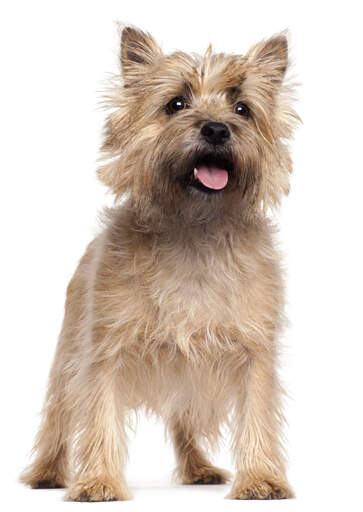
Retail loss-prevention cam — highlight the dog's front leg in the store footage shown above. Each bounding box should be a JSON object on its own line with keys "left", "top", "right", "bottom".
{"left": 228, "top": 349, "right": 294, "bottom": 500}
{"left": 66, "top": 354, "right": 131, "bottom": 502}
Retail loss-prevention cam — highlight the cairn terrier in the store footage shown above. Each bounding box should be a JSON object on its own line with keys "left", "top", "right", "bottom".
{"left": 21, "top": 25, "right": 299, "bottom": 501}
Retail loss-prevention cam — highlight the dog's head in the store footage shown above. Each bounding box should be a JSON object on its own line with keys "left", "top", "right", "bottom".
{"left": 99, "top": 26, "right": 299, "bottom": 225}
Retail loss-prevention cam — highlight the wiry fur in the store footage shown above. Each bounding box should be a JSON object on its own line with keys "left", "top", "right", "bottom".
{"left": 21, "top": 25, "right": 299, "bottom": 501}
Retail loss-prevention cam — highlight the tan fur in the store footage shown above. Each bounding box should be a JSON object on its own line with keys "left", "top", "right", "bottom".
{"left": 21, "top": 25, "right": 299, "bottom": 501}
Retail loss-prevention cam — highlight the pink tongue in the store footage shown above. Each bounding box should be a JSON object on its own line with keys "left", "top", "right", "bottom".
{"left": 196, "top": 166, "right": 228, "bottom": 190}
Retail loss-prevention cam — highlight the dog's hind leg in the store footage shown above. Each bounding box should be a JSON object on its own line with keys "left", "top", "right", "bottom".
{"left": 20, "top": 247, "right": 92, "bottom": 490}
{"left": 20, "top": 339, "right": 71, "bottom": 489}
{"left": 169, "top": 414, "right": 231, "bottom": 485}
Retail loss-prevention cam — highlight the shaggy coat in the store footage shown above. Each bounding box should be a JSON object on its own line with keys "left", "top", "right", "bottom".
{"left": 21, "top": 26, "right": 299, "bottom": 501}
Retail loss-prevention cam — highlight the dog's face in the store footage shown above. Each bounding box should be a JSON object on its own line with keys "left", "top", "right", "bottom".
{"left": 99, "top": 27, "right": 298, "bottom": 224}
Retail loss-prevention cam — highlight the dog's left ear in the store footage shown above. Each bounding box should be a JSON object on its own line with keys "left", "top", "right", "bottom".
{"left": 120, "top": 25, "right": 162, "bottom": 85}
{"left": 242, "top": 33, "right": 289, "bottom": 144}
{"left": 246, "top": 33, "right": 288, "bottom": 88}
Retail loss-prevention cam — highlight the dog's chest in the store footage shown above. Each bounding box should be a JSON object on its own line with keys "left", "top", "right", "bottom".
{"left": 145, "top": 240, "right": 264, "bottom": 338}
{"left": 153, "top": 257, "right": 237, "bottom": 320}
{"left": 108, "top": 225, "right": 282, "bottom": 351}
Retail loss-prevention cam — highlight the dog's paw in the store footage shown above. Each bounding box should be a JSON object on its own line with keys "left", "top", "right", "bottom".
{"left": 20, "top": 466, "right": 66, "bottom": 489}
{"left": 67, "top": 478, "right": 131, "bottom": 502}
{"left": 184, "top": 466, "right": 232, "bottom": 485}
{"left": 32, "top": 479, "right": 64, "bottom": 489}
{"left": 227, "top": 477, "right": 294, "bottom": 500}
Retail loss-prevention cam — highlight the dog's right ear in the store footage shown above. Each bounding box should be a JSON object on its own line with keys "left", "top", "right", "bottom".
{"left": 120, "top": 25, "right": 162, "bottom": 85}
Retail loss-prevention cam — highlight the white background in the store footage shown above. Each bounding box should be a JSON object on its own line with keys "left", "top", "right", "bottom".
{"left": 1, "top": 0, "right": 362, "bottom": 510}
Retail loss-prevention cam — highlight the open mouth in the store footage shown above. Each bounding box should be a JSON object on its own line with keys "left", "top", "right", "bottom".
{"left": 186, "top": 154, "right": 233, "bottom": 194}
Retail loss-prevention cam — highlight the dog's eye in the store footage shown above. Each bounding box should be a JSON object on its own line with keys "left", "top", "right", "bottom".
{"left": 166, "top": 96, "right": 187, "bottom": 115}
{"left": 234, "top": 102, "right": 249, "bottom": 117}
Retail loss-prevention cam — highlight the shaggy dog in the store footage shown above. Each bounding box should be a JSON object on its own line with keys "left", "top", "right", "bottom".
{"left": 21, "top": 25, "right": 299, "bottom": 501}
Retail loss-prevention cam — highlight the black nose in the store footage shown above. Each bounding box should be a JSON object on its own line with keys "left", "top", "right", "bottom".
{"left": 201, "top": 122, "right": 230, "bottom": 145}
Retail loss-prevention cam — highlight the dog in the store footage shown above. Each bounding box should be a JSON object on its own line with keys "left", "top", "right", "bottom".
{"left": 21, "top": 25, "right": 299, "bottom": 501}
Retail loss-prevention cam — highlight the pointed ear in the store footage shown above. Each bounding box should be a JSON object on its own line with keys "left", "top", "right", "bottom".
{"left": 120, "top": 25, "right": 162, "bottom": 85}
{"left": 246, "top": 33, "right": 288, "bottom": 87}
